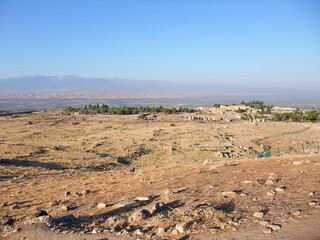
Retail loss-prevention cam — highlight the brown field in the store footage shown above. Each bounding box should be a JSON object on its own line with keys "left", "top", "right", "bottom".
{"left": 0, "top": 111, "right": 320, "bottom": 240}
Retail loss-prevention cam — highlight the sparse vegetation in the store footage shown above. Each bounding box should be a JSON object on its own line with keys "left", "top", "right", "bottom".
{"left": 272, "top": 109, "right": 320, "bottom": 122}
{"left": 64, "top": 104, "right": 196, "bottom": 115}
{"left": 240, "top": 100, "right": 273, "bottom": 114}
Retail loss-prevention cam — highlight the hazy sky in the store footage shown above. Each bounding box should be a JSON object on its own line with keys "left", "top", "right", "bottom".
{"left": 0, "top": 0, "right": 319, "bottom": 89}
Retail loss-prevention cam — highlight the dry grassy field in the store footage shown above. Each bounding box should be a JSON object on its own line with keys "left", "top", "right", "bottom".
{"left": 1, "top": 111, "right": 320, "bottom": 240}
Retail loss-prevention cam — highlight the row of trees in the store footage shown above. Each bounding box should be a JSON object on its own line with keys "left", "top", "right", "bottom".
{"left": 240, "top": 101, "right": 273, "bottom": 114}
{"left": 64, "top": 104, "right": 196, "bottom": 115}
{"left": 273, "top": 109, "right": 320, "bottom": 122}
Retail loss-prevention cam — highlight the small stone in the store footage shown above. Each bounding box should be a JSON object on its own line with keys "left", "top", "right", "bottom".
{"left": 13, "top": 228, "right": 22, "bottom": 233}
{"left": 259, "top": 220, "right": 270, "bottom": 226}
{"left": 11, "top": 204, "right": 19, "bottom": 210}
{"left": 49, "top": 200, "right": 59, "bottom": 206}
{"left": 31, "top": 209, "right": 48, "bottom": 218}
{"left": 133, "top": 229, "right": 143, "bottom": 235}
{"left": 74, "top": 192, "right": 81, "bottom": 197}
{"left": 171, "top": 229, "right": 179, "bottom": 235}
{"left": 176, "top": 222, "right": 187, "bottom": 233}
{"left": 3, "top": 225, "right": 12, "bottom": 232}
{"left": 309, "top": 191, "right": 316, "bottom": 196}
{"left": 267, "top": 190, "right": 276, "bottom": 196}
{"left": 263, "top": 227, "right": 273, "bottom": 234}
{"left": 64, "top": 191, "right": 71, "bottom": 196}
{"left": 240, "top": 193, "right": 248, "bottom": 196}
{"left": 265, "top": 179, "right": 275, "bottom": 185}
{"left": 270, "top": 224, "right": 281, "bottom": 230}
{"left": 210, "top": 228, "right": 219, "bottom": 234}
{"left": 242, "top": 180, "right": 253, "bottom": 184}
{"left": 253, "top": 211, "right": 264, "bottom": 218}
{"left": 1, "top": 216, "right": 14, "bottom": 225}
{"left": 97, "top": 202, "right": 107, "bottom": 208}
{"left": 275, "top": 187, "right": 285, "bottom": 192}
{"left": 293, "top": 210, "right": 302, "bottom": 216}
{"left": 135, "top": 197, "right": 150, "bottom": 201}
{"left": 92, "top": 227, "right": 103, "bottom": 234}
{"left": 157, "top": 227, "right": 165, "bottom": 234}
{"left": 222, "top": 191, "right": 237, "bottom": 196}
{"left": 253, "top": 198, "right": 258, "bottom": 201}
{"left": 150, "top": 202, "right": 165, "bottom": 214}
{"left": 129, "top": 209, "right": 151, "bottom": 222}
{"left": 82, "top": 190, "right": 90, "bottom": 195}
{"left": 113, "top": 201, "right": 140, "bottom": 209}
{"left": 60, "top": 205, "right": 70, "bottom": 211}
{"left": 174, "top": 188, "right": 187, "bottom": 193}
{"left": 309, "top": 201, "right": 317, "bottom": 206}
{"left": 129, "top": 167, "right": 135, "bottom": 172}
{"left": 55, "top": 214, "right": 75, "bottom": 224}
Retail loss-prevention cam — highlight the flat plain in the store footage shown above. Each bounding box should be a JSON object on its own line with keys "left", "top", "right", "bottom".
{"left": 0, "top": 111, "right": 320, "bottom": 239}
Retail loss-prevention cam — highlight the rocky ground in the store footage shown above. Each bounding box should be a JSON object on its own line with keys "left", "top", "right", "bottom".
{"left": 0, "top": 111, "right": 320, "bottom": 239}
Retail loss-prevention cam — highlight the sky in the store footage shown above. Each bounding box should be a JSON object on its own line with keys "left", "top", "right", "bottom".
{"left": 0, "top": 0, "right": 319, "bottom": 89}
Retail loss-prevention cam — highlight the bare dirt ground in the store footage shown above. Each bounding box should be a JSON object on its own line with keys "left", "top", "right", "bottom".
{"left": 0, "top": 111, "right": 320, "bottom": 240}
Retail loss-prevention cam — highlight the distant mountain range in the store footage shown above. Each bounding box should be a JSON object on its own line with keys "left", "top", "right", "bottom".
{"left": 0, "top": 75, "right": 222, "bottom": 93}
{"left": 0, "top": 75, "right": 319, "bottom": 110}
{"left": 0, "top": 75, "right": 317, "bottom": 95}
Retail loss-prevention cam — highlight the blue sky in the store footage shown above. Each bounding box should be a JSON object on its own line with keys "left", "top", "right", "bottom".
{"left": 0, "top": 0, "right": 319, "bottom": 89}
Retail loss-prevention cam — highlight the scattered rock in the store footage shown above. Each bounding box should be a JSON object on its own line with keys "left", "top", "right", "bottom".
{"left": 258, "top": 220, "right": 270, "bottom": 226}
{"left": 3, "top": 225, "right": 12, "bottom": 232}
{"left": 175, "top": 222, "right": 187, "bottom": 233}
{"left": 173, "top": 188, "right": 188, "bottom": 194}
{"left": 133, "top": 229, "right": 143, "bottom": 235}
{"left": 210, "top": 228, "right": 219, "bottom": 234}
{"left": 135, "top": 196, "right": 150, "bottom": 201}
{"left": 150, "top": 202, "right": 165, "bottom": 215}
{"left": 74, "top": 192, "right": 81, "bottom": 197}
{"left": 129, "top": 209, "right": 151, "bottom": 222}
{"left": 263, "top": 227, "right": 273, "bottom": 234}
{"left": 113, "top": 201, "right": 140, "bottom": 209}
{"left": 253, "top": 211, "right": 264, "bottom": 218}
{"left": 49, "top": 200, "right": 59, "bottom": 207}
{"left": 275, "top": 187, "right": 285, "bottom": 192}
{"left": 60, "top": 205, "right": 70, "bottom": 211}
{"left": 29, "top": 215, "right": 52, "bottom": 224}
{"left": 265, "top": 179, "right": 275, "bottom": 185}
{"left": 13, "top": 228, "right": 22, "bottom": 233}
{"left": 1, "top": 216, "right": 14, "bottom": 225}
{"left": 293, "top": 210, "right": 302, "bottom": 216}
{"left": 267, "top": 190, "right": 276, "bottom": 196}
{"left": 11, "top": 204, "right": 19, "bottom": 210}
{"left": 64, "top": 191, "right": 71, "bottom": 197}
{"left": 129, "top": 167, "right": 135, "bottom": 172}
{"left": 222, "top": 191, "right": 237, "bottom": 196}
{"left": 55, "top": 214, "right": 75, "bottom": 224}
{"left": 270, "top": 224, "right": 281, "bottom": 230}
{"left": 157, "top": 227, "right": 165, "bottom": 234}
{"left": 309, "top": 191, "right": 316, "bottom": 196}
{"left": 171, "top": 229, "right": 179, "bottom": 235}
{"left": 92, "top": 227, "right": 103, "bottom": 234}
{"left": 82, "top": 190, "right": 90, "bottom": 195}
{"left": 97, "top": 202, "right": 108, "bottom": 208}
{"left": 240, "top": 193, "right": 248, "bottom": 196}
{"left": 31, "top": 209, "right": 48, "bottom": 218}
{"left": 242, "top": 180, "right": 253, "bottom": 184}
{"left": 0, "top": 202, "right": 8, "bottom": 207}
{"left": 309, "top": 201, "right": 317, "bottom": 206}
{"left": 291, "top": 160, "right": 310, "bottom": 165}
